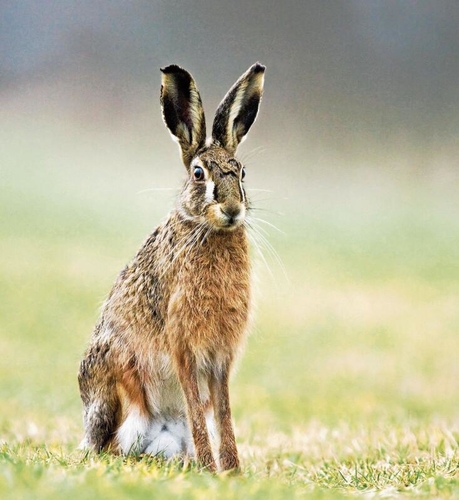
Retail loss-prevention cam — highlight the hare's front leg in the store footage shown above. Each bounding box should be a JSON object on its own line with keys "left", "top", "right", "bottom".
{"left": 209, "top": 362, "right": 240, "bottom": 472}
{"left": 174, "top": 349, "right": 216, "bottom": 472}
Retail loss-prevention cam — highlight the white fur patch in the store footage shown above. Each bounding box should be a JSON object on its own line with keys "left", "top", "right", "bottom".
{"left": 78, "top": 437, "right": 89, "bottom": 450}
{"left": 144, "top": 418, "right": 193, "bottom": 457}
{"left": 206, "top": 412, "right": 218, "bottom": 448}
{"left": 143, "top": 413, "right": 217, "bottom": 459}
{"left": 145, "top": 431, "right": 183, "bottom": 457}
{"left": 236, "top": 203, "right": 246, "bottom": 223}
{"left": 205, "top": 179, "right": 215, "bottom": 203}
{"left": 117, "top": 408, "right": 149, "bottom": 454}
{"left": 239, "top": 179, "right": 245, "bottom": 202}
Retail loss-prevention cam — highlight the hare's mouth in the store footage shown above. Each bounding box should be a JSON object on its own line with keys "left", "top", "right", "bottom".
{"left": 207, "top": 204, "right": 246, "bottom": 231}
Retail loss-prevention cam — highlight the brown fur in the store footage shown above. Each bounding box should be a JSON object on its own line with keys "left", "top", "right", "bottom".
{"left": 78, "top": 63, "right": 265, "bottom": 472}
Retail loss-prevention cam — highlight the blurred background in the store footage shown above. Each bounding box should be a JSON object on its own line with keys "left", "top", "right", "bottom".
{"left": 1, "top": 1, "right": 459, "bottom": 446}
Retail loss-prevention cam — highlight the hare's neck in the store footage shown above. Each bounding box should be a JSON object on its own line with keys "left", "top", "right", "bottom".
{"left": 172, "top": 221, "right": 250, "bottom": 290}
{"left": 171, "top": 215, "right": 249, "bottom": 267}
{"left": 205, "top": 226, "right": 249, "bottom": 259}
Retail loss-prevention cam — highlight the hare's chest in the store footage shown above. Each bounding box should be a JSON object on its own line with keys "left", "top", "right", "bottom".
{"left": 167, "top": 251, "right": 250, "bottom": 350}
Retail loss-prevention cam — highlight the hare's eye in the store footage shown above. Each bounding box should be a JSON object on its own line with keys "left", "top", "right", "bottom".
{"left": 241, "top": 168, "right": 246, "bottom": 180}
{"left": 193, "top": 167, "right": 204, "bottom": 181}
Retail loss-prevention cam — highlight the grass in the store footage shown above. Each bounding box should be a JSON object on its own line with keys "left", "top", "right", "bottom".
{"left": 1, "top": 121, "right": 459, "bottom": 498}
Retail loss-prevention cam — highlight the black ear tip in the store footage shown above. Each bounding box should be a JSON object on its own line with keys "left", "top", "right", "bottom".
{"left": 251, "top": 62, "right": 266, "bottom": 74}
{"left": 160, "top": 64, "right": 186, "bottom": 75}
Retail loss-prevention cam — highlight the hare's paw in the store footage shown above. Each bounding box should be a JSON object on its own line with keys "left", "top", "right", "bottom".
{"left": 218, "top": 449, "right": 240, "bottom": 472}
{"left": 77, "top": 436, "right": 90, "bottom": 451}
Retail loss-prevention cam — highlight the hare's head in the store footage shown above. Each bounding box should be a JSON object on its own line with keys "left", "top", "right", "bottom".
{"left": 160, "top": 63, "right": 265, "bottom": 231}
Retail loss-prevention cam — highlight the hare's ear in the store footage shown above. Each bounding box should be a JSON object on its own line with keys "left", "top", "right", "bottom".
{"left": 160, "top": 65, "right": 207, "bottom": 167}
{"left": 212, "top": 62, "right": 265, "bottom": 154}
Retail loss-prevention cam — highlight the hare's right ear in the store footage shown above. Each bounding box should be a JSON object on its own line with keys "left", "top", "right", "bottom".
{"left": 160, "top": 65, "right": 207, "bottom": 168}
{"left": 212, "top": 63, "right": 265, "bottom": 154}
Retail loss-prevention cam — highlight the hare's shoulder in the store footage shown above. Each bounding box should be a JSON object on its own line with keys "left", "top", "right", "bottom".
{"left": 94, "top": 223, "right": 174, "bottom": 342}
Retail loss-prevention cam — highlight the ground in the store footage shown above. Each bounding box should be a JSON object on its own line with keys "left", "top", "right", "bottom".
{"left": 1, "top": 123, "right": 458, "bottom": 498}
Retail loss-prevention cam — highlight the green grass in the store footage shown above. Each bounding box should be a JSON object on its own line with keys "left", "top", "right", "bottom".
{"left": 1, "top": 123, "right": 459, "bottom": 498}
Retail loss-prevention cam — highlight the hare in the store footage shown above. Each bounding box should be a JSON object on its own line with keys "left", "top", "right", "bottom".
{"left": 78, "top": 62, "right": 266, "bottom": 472}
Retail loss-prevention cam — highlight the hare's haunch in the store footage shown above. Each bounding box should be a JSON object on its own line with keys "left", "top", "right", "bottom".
{"left": 78, "top": 63, "right": 266, "bottom": 472}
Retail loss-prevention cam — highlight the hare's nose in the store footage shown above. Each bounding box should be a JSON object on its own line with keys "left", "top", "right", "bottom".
{"left": 221, "top": 204, "right": 242, "bottom": 224}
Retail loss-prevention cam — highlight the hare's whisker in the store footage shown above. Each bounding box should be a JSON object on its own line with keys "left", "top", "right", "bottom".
{"left": 249, "top": 221, "right": 282, "bottom": 262}
{"left": 249, "top": 216, "right": 285, "bottom": 235}
{"left": 248, "top": 196, "right": 288, "bottom": 204}
{"left": 159, "top": 222, "right": 204, "bottom": 278}
{"left": 245, "top": 225, "right": 276, "bottom": 283}
{"left": 137, "top": 187, "right": 179, "bottom": 194}
{"left": 239, "top": 146, "right": 266, "bottom": 163}
{"left": 247, "top": 216, "right": 270, "bottom": 236}
{"left": 183, "top": 223, "right": 208, "bottom": 262}
{"left": 247, "top": 207, "right": 284, "bottom": 216}
{"left": 172, "top": 223, "right": 204, "bottom": 261}
{"left": 248, "top": 222, "right": 289, "bottom": 284}
{"left": 200, "top": 226, "right": 213, "bottom": 246}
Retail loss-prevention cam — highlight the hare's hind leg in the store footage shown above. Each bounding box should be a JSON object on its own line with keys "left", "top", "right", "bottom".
{"left": 209, "top": 361, "right": 240, "bottom": 471}
{"left": 78, "top": 362, "right": 120, "bottom": 452}
{"left": 81, "top": 393, "right": 120, "bottom": 452}
{"left": 114, "top": 361, "right": 152, "bottom": 454}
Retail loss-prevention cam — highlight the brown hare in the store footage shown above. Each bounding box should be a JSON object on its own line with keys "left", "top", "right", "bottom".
{"left": 78, "top": 62, "right": 266, "bottom": 472}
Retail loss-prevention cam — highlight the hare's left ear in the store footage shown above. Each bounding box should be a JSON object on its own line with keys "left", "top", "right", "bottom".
{"left": 160, "top": 65, "right": 207, "bottom": 168}
{"left": 212, "top": 63, "right": 265, "bottom": 154}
